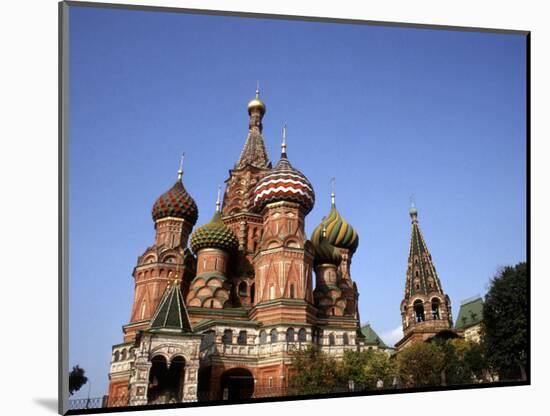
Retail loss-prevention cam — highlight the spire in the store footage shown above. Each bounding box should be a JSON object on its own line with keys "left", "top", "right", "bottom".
{"left": 215, "top": 185, "right": 221, "bottom": 212}
{"left": 177, "top": 152, "right": 185, "bottom": 181}
{"left": 149, "top": 280, "right": 193, "bottom": 333}
{"left": 409, "top": 195, "right": 418, "bottom": 222}
{"left": 331, "top": 177, "right": 336, "bottom": 206}
{"left": 236, "top": 87, "right": 271, "bottom": 169}
{"left": 406, "top": 207, "right": 443, "bottom": 297}
{"left": 281, "top": 123, "right": 287, "bottom": 158}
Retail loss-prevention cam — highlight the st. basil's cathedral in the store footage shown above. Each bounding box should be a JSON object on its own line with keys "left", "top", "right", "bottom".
{"left": 106, "top": 89, "right": 456, "bottom": 406}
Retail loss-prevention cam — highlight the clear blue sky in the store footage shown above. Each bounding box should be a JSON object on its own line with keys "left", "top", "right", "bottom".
{"left": 68, "top": 5, "right": 526, "bottom": 398}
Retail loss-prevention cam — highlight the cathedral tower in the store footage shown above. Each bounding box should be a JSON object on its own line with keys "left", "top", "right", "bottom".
{"left": 220, "top": 87, "right": 272, "bottom": 306}
{"left": 395, "top": 204, "right": 453, "bottom": 351}
{"left": 251, "top": 126, "right": 316, "bottom": 321}
{"left": 124, "top": 161, "right": 198, "bottom": 342}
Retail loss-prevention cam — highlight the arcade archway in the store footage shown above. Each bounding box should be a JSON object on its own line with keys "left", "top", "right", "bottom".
{"left": 220, "top": 368, "right": 254, "bottom": 401}
{"left": 147, "top": 355, "right": 186, "bottom": 404}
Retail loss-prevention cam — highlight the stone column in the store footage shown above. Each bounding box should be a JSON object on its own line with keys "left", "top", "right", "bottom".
{"left": 128, "top": 360, "right": 151, "bottom": 406}
{"left": 182, "top": 362, "right": 199, "bottom": 402}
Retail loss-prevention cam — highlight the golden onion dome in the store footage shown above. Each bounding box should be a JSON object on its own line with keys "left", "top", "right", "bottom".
{"left": 247, "top": 88, "right": 266, "bottom": 115}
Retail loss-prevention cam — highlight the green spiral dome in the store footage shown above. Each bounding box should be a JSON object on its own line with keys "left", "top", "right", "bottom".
{"left": 311, "top": 203, "right": 359, "bottom": 254}
{"left": 190, "top": 210, "right": 238, "bottom": 253}
{"left": 312, "top": 234, "right": 342, "bottom": 266}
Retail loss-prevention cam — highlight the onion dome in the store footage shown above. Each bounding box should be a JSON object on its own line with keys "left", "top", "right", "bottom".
{"left": 247, "top": 85, "right": 266, "bottom": 115}
{"left": 190, "top": 190, "right": 238, "bottom": 253}
{"left": 152, "top": 154, "right": 198, "bottom": 224}
{"left": 313, "top": 228, "right": 342, "bottom": 266}
{"left": 253, "top": 124, "right": 315, "bottom": 214}
{"left": 311, "top": 185, "right": 359, "bottom": 254}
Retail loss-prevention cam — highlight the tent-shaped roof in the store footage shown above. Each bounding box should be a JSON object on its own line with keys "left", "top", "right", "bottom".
{"left": 455, "top": 296, "right": 484, "bottom": 329}
{"left": 149, "top": 283, "right": 193, "bottom": 333}
{"left": 360, "top": 323, "right": 387, "bottom": 347}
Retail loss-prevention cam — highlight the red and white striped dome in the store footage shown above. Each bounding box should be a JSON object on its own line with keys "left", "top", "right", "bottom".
{"left": 253, "top": 155, "right": 315, "bottom": 214}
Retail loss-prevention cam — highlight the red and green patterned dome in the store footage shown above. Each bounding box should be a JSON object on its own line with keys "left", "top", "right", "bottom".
{"left": 152, "top": 179, "right": 198, "bottom": 225}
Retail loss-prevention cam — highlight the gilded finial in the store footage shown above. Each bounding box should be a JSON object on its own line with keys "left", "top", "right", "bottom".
{"left": 409, "top": 195, "right": 418, "bottom": 220}
{"left": 281, "top": 123, "right": 287, "bottom": 156}
{"left": 256, "top": 81, "right": 260, "bottom": 98}
{"left": 330, "top": 177, "right": 336, "bottom": 206}
{"left": 216, "top": 185, "right": 221, "bottom": 212}
{"left": 177, "top": 153, "right": 185, "bottom": 181}
{"left": 322, "top": 224, "right": 327, "bottom": 238}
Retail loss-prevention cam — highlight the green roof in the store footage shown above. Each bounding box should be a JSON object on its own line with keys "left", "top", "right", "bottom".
{"left": 360, "top": 324, "right": 387, "bottom": 347}
{"left": 149, "top": 283, "right": 193, "bottom": 333}
{"left": 455, "top": 296, "right": 484, "bottom": 329}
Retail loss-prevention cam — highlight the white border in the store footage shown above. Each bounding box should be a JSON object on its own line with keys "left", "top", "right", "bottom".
{"left": 1, "top": 0, "right": 548, "bottom": 415}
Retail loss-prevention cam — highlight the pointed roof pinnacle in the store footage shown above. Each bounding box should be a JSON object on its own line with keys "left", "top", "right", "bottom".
{"left": 215, "top": 185, "right": 221, "bottom": 212}
{"left": 177, "top": 152, "right": 185, "bottom": 181}
{"left": 256, "top": 80, "right": 260, "bottom": 98}
{"left": 331, "top": 177, "right": 336, "bottom": 206}
{"left": 409, "top": 195, "right": 418, "bottom": 221}
{"left": 281, "top": 123, "right": 287, "bottom": 158}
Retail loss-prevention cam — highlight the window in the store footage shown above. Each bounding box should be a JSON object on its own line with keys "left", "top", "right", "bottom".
{"left": 270, "top": 328, "right": 278, "bottom": 343}
{"left": 298, "top": 328, "right": 306, "bottom": 342}
{"left": 343, "top": 333, "right": 349, "bottom": 345}
{"left": 259, "top": 330, "right": 267, "bottom": 344}
{"left": 121, "top": 349, "right": 127, "bottom": 361}
{"left": 289, "top": 284, "right": 295, "bottom": 299}
{"left": 414, "top": 300, "right": 425, "bottom": 322}
{"left": 268, "top": 377, "right": 273, "bottom": 388}
{"left": 286, "top": 328, "right": 295, "bottom": 342}
{"left": 269, "top": 285, "right": 275, "bottom": 300}
{"left": 329, "top": 333, "right": 336, "bottom": 346}
{"left": 239, "top": 282, "right": 247, "bottom": 296}
{"left": 113, "top": 351, "right": 120, "bottom": 362}
{"left": 250, "top": 283, "right": 255, "bottom": 304}
{"left": 222, "top": 329, "right": 233, "bottom": 344}
{"left": 431, "top": 298, "right": 441, "bottom": 320}
{"left": 237, "top": 330, "right": 247, "bottom": 345}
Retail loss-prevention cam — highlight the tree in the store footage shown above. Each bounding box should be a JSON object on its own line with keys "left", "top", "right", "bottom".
{"left": 288, "top": 346, "right": 339, "bottom": 395}
{"left": 339, "top": 350, "right": 395, "bottom": 390}
{"left": 482, "top": 262, "right": 528, "bottom": 380}
{"left": 69, "top": 365, "right": 88, "bottom": 396}
{"left": 396, "top": 342, "right": 445, "bottom": 387}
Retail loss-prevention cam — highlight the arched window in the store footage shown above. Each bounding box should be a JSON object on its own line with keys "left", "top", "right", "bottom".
{"left": 270, "top": 328, "right": 278, "bottom": 343}
{"left": 414, "top": 300, "right": 425, "bottom": 322}
{"left": 343, "top": 333, "right": 349, "bottom": 345}
{"left": 120, "top": 349, "right": 127, "bottom": 361}
{"left": 286, "top": 328, "right": 295, "bottom": 342}
{"left": 237, "top": 330, "right": 247, "bottom": 345}
{"left": 269, "top": 285, "right": 275, "bottom": 300}
{"left": 250, "top": 283, "right": 255, "bottom": 304}
{"left": 298, "top": 328, "right": 306, "bottom": 342}
{"left": 113, "top": 351, "right": 120, "bottom": 362}
{"left": 239, "top": 282, "right": 247, "bottom": 296}
{"left": 289, "top": 284, "right": 295, "bottom": 299}
{"left": 329, "top": 333, "right": 336, "bottom": 346}
{"left": 222, "top": 329, "right": 233, "bottom": 344}
{"left": 259, "top": 330, "right": 267, "bottom": 344}
{"left": 431, "top": 298, "right": 441, "bottom": 320}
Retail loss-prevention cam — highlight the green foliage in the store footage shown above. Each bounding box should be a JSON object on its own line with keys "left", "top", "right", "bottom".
{"left": 339, "top": 350, "right": 395, "bottom": 389}
{"left": 482, "top": 262, "right": 528, "bottom": 380}
{"left": 396, "top": 342, "right": 445, "bottom": 387}
{"left": 69, "top": 365, "right": 88, "bottom": 396}
{"left": 288, "top": 346, "right": 340, "bottom": 395}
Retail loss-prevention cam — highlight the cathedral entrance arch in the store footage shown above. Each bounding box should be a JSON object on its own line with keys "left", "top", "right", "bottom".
{"left": 220, "top": 368, "right": 254, "bottom": 401}
{"left": 147, "top": 355, "right": 186, "bottom": 404}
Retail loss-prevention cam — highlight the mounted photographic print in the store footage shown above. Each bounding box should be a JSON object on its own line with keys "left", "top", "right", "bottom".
{"left": 59, "top": 1, "right": 529, "bottom": 414}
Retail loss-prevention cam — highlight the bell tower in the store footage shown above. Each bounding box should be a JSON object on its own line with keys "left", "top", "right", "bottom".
{"left": 395, "top": 203, "right": 453, "bottom": 351}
